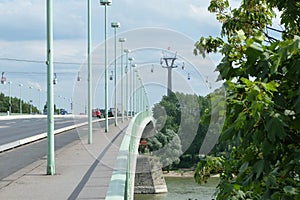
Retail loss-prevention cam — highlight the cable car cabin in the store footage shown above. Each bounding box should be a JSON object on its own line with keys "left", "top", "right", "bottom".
{"left": 110, "top": 71, "right": 113, "bottom": 80}
{"left": 77, "top": 72, "right": 81, "bottom": 81}
{"left": 53, "top": 73, "right": 58, "bottom": 84}
{"left": 1, "top": 76, "right": 6, "bottom": 84}
{"left": 1, "top": 72, "right": 6, "bottom": 84}
{"left": 187, "top": 73, "right": 191, "bottom": 80}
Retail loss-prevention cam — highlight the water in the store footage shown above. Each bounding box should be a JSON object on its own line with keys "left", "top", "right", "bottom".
{"left": 134, "top": 177, "right": 219, "bottom": 200}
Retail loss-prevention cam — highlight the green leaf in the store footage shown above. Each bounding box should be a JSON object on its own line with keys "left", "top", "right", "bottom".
{"left": 223, "top": 183, "right": 234, "bottom": 194}
{"left": 262, "top": 140, "right": 274, "bottom": 157}
{"left": 253, "top": 160, "right": 264, "bottom": 179}
{"left": 240, "top": 77, "right": 252, "bottom": 86}
{"left": 266, "top": 115, "right": 286, "bottom": 142}
{"left": 236, "top": 29, "right": 246, "bottom": 40}
{"left": 291, "top": 117, "right": 300, "bottom": 132}
{"left": 283, "top": 186, "right": 297, "bottom": 195}
{"left": 249, "top": 43, "right": 264, "bottom": 52}
{"left": 239, "top": 161, "right": 249, "bottom": 174}
{"left": 266, "top": 175, "right": 277, "bottom": 188}
{"left": 264, "top": 81, "right": 278, "bottom": 92}
{"left": 293, "top": 92, "right": 300, "bottom": 114}
{"left": 253, "top": 31, "right": 265, "bottom": 43}
{"left": 233, "top": 184, "right": 241, "bottom": 191}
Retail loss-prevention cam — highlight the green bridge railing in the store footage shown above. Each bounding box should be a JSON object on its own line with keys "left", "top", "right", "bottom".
{"left": 105, "top": 111, "right": 152, "bottom": 200}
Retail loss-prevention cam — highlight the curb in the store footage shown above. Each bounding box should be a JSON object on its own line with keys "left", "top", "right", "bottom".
{"left": 0, "top": 118, "right": 105, "bottom": 152}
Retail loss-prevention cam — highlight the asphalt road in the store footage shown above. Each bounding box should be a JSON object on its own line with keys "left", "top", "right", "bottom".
{"left": 0, "top": 116, "right": 87, "bottom": 145}
{"left": 0, "top": 119, "right": 113, "bottom": 180}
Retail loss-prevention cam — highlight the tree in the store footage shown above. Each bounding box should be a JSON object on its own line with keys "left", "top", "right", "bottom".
{"left": 0, "top": 92, "right": 39, "bottom": 114}
{"left": 151, "top": 92, "right": 212, "bottom": 168}
{"left": 152, "top": 92, "right": 181, "bottom": 133}
{"left": 148, "top": 129, "right": 183, "bottom": 172}
{"left": 194, "top": 0, "right": 300, "bottom": 199}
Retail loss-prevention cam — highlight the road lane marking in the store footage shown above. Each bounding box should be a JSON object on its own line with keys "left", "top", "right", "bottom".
{"left": 5, "top": 121, "right": 16, "bottom": 125}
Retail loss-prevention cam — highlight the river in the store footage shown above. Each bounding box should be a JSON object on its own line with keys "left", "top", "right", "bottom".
{"left": 134, "top": 177, "right": 219, "bottom": 200}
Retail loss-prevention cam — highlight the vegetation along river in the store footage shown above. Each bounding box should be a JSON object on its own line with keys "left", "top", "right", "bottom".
{"left": 134, "top": 177, "right": 219, "bottom": 200}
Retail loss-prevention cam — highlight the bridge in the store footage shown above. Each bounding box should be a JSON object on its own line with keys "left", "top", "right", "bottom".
{"left": 0, "top": 112, "right": 162, "bottom": 200}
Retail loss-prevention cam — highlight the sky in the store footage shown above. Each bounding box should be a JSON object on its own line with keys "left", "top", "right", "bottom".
{"left": 0, "top": 0, "right": 241, "bottom": 113}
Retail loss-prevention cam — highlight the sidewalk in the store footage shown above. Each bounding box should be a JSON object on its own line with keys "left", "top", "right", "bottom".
{"left": 0, "top": 121, "right": 129, "bottom": 200}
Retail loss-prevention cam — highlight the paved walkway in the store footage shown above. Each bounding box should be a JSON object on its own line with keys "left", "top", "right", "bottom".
{"left": 0, "top": 121, "right": 129, "bottom": 200}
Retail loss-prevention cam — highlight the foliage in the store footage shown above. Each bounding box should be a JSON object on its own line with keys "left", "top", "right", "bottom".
{"left": 194, "top": 156, "right": 224, "bottom": 184}
{"left": 147, "top": 129, "right": 183, "bottom": 171}
{"left": 0, "top": 92, "right": 39, "bottom": 114}
{"left": 194, "top": 0, "right": 300, "bottom": 199}
{"left": 151, "top": 92, "right": 211, "bottom": 169}
{"left": 152, "top": 92, "right": 181, "bottom": 133}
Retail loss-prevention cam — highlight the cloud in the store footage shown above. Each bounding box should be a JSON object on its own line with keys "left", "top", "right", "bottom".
{"left": 109, "top": 0, "right": 220, "bottom": 39}
{"left": 0, "top": 0, "right": 223, "bottom": 110}
{"left": 0, "top": 0, "right": 86, "bottom": 41}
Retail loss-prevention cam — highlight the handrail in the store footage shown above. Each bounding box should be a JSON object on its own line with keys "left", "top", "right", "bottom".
{"left": 105, "top": 111, "right": 152, "bottom": 200}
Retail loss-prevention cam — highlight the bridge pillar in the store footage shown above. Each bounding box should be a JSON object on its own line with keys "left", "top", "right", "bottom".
{"left": 134, "top": 155, "right": 168, "bottom": 194}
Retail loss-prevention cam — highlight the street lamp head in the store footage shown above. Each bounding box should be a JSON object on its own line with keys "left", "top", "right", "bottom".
{"left": 111, "top": 22, "right": 120, "bottom": 28}
{"left": 19, "top": 83, "right": 23, "bottom": 87}
{"left": 124, "top": 49, "right": 130, "bottom": 53}
{"left": 128, "top": 57, "right": 134, "bottom": 61}
{"left": 132, "top": 64, "right": 137, "bottom": 68}
{"left": 100, "top": 0, "right": 112, "bottom": 6}
{"left": 119, "top": 37, "right": 126, "bottom": 43}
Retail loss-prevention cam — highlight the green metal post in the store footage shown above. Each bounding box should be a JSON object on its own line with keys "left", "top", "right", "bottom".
{"left": 136, "top": 77, "right": 140, "bottom": 113}
{"left": 114, "top": 27, "right": 117, "bottom": 126}
{"left": 8, "top": 81, "right": 12, "bottom": 114}
{"left": 130, "top": 61, "right": 132, "bottom": 117}
{"left": 132, "top": 67, "right": 136, "bottom": 116}
{"left": 140, "top": 79, "right": 142, "bottom": 112}
{"left": 119, "top": 38, "right": 126, "bottom": 123}
{"left": 142, "top": 83, "right": 144, "bottom": 112}
{"left": 29, "top": 86, "right": 33, "bottom": 114}
{"left": 139, "top": 80, "right": 142, "bottom": 112}
{"left": 124, "top": 50, "right": 130, "bottom": 119}
{"left": 19, "top": 84, "right": 22, "bottom": 114}
{"left": 46, "top": 0, "right": 55, "bottom": 175}
{"left": 111, "top": 22, "right": 120, "bottom": 126}
{"left": 38, "top": 89, "right": 41, "bottom": 114}
{"left": 104, "top": 4, "right": 109, "bottom": 132}
{"left": 121, "top": 41, "right": 124, "bottom": 122}
{"left": 88, "top": 0, "right": 92, "bottom": 144}
{"left": 128, "top": 57, "right": 134, "bottom": 117}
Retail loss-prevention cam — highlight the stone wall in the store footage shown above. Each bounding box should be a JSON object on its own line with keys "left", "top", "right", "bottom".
{"left": 134, "top": 155, "right": 168, "bottom": 194}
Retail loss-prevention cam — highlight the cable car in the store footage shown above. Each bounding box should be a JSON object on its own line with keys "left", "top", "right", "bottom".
{"left": 151, "top": 65, "right": 154, "bottom": 73}
{"left": 1, "top": 72, "right": 7, "bottom": 84}
{"left": 77, "top": 72, "right": 81, "bottom": 81}
{"left": 182, "top": 62, "right": 185, "bottom": 70}
{"left": 160, "top": 58, "right": 163, "bottom": 65}
{"left": 110, "top": 71, "right": 113, "bottom": 80}
{"left": 53, "top": 73, "right": 58, "bottom": 84}
{"left": 187, "top": 73, "right": 191, "bottom": 80}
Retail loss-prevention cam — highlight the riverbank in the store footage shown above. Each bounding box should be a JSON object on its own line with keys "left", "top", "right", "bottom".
{"left": 163, "top": 170, "right": 194, "bottom": 177}
{"left": 163, "top": 170, "right": 221, "bottom": 178}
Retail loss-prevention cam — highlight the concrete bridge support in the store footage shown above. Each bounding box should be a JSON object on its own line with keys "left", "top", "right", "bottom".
{"left": 134, "top": 155, "right": 168, "bottom": 194}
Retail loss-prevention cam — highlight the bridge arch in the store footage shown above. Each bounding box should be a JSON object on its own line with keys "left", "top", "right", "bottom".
{"left": 105, "top": 111, "right": 156, "bottom": 200}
